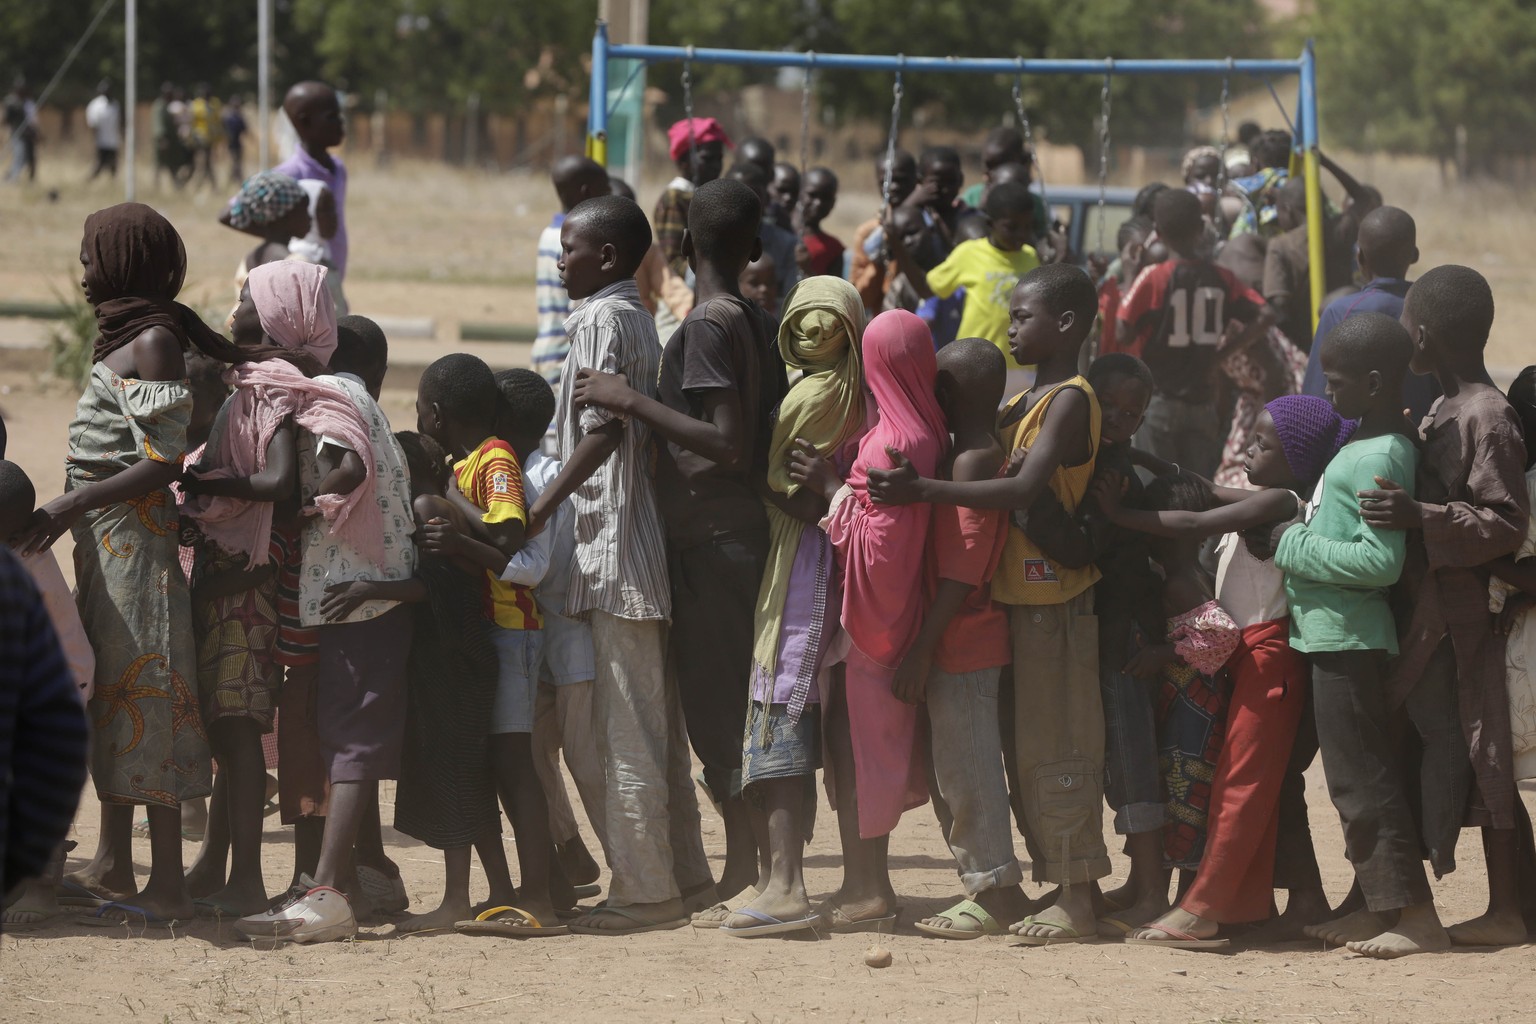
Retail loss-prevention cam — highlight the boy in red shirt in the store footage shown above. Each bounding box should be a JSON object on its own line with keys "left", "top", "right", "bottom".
{"left": 1116, "top": 190, "right": 1274, "bottom": 477}
{"left": 889, "top": 338, "right": 1026, "bottom": 939}
{"left": 798, "top": 167, "right": 845, "bottom": 278}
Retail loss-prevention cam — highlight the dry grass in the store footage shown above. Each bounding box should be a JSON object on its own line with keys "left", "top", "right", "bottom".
{"left": 0, "top": 148, "right": 1531, "bottom": 372}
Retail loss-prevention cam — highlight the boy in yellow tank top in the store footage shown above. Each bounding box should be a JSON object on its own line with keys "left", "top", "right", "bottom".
{"left": 869, "top": 264, "right": 1108, "bottom": 944}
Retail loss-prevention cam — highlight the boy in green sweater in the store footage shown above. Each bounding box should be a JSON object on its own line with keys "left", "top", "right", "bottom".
{"left": 1273, "top": 311, "right": 1444, "bottom": 959}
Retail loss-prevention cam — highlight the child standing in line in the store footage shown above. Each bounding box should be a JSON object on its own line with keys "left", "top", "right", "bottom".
{"left": 1355, "top": 268, "right": 1533, "bottom": 953}
{"left": 850, "top": 149, "right": 918, "bottom": 315}
{"left": 1269, "top": 313, "right": 1430, "bottom": 959}
{"left": 533, "top": 156, "right": 612, "bottom": 388}
{"left": 179, "top": 261, "right": 352, "bottom": 920}
{"left": 20, "top": 204, "right": 245, "bottom": 926}
{"left": 739, "top": 252, "right": 782, "bottom": 320}
{"left": 1116, "top": 189, "right": 1275, "bottom": 479}
{"left": 719, "top": 277, "right": 867, "bottom": 938}
{"left": 787, "top": 309, "right": 948, "bottom": 932}
{"left": 413, "top": 353, "right": 562, "bottom": 936}
{"left": 1103, "top": 396, "right": 1352, "bottom": 947}
{"left": 899, "top": 338, "right": 1030, "bottom": 941}
{"left": 493, "top": 368, "right": 605, "bottom": 893}
{"left": 234, "top": 315, "right": 417, "bottom": 944}
{"left": 324, "top": 430, "right": 501, "bottom": 936}
{"left": 1018, "top": 354, "right": 1168, "bottom": 936}
{"left": 573, "top": 179, "right": 788, "bottom": 924}
{"left": 891, "top": 182, "right": 1041, "bottom": 396}
{"left": 1490, "top": 367, "right": 1536, "bottom": 793}
{"left": 868, "top": 264, "right": 1109, "bottom": 945}
{"left": 797, "top": 167, "right": 845, "bottom": 279}
{"left": 1097, "top": 218, "right": 1155, "bottom": 357}
{"left": 526, "top": 194, "right": 714, "bottom": 936}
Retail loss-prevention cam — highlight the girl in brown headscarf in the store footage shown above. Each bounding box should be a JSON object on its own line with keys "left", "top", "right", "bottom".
{"left": 19, "top": 203, "right": 231, "bottom": 924}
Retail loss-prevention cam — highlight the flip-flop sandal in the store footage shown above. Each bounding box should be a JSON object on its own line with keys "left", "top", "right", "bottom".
{"left": 720, "top": 907, "right": 819, "bottom": 938}
{"left": 79, "top": 901, "right": 178, "bottom": 928}
{"left": 913, "top": 899, "right": 1004, "bottom": 940}
{"left": 566, "top": 905, "right": 690, "bottom": 935}
{"left": 1010, "top": 915, "right": 1098, "bottom": 946}
{"left": 691, "top": 890, "right": 759, "bottom": 929}
{"left": 1099, "top": 891, "right": 1132, "bottom": 914}
{"left": 1096, "top": 914, "right": 1139, "bottom": 939}
{"left": 56, "top": 879, "right": 113, "bottom": 908}
{"left": 1124, "top": 922, "right": 1229, "bottom": 950}
{"left": 817, "top": 903, "right": 899, "bottom": 934}
{"left": 573, "top": 883, "right": 601, "bottom": 900}
{"left": 454, "top": 906, "right": 569, "bottom": 938}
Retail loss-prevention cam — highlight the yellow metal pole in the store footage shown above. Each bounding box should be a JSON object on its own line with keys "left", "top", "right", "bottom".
{"left": 1303, "top": 149, "right": 1325, "bottom": 334}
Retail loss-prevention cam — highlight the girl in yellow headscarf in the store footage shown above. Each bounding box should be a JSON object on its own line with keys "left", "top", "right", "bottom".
{"left": 719, "top": 277, "right": 867, "bottom": 937}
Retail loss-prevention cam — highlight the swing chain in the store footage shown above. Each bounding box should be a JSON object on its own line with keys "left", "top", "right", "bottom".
{"left": 878, "top": 62, "right": 905, "bottom": 263}
{"left": 1097, "top": 60, "right": 1113, "bottom": 258}
{"left": 1013, "top": 70, "right": 1048, "bottom": 231}
{"left": 682, "top": 47, "right": 698, "bottom": 180}
{"left": 800, "top": 51, "right": 816, "bottom": 186}
{"left": 1219, "top": 57, "right": 1233, "bottom": 188}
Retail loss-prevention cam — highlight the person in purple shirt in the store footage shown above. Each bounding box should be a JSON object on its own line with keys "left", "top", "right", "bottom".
{"left": 273, "top": 82, "right": 348, "bottom": 285}
{"left": 1305, "top": 206, "right": 1440, "bottom": 421}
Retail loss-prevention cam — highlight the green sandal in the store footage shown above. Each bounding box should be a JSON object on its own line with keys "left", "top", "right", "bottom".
{"left": 913, "top": 898, "right": 1004, "bottom": 940}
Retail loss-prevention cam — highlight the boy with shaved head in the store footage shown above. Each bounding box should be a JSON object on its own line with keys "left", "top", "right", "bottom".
{"left": 1303, "top": 205, "right": 1439, "bottom": 421}
{"left": 273, "top": 81, "right": 350, "bottom": 312}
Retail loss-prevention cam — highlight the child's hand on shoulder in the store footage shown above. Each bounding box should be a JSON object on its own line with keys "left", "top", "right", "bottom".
{"left": 1358, "top": 476, "right": 1421, "bottom": 530}
{"left": 1089, "top": 469, "right": 1127, "bottom": 519}
{"left": 866, "top": 446, "right": 922, "bottom": 506}
{"left": 786, "top": 438, "right": 842, "bottom": 503}
{"left": 321, "top": 580, "right": 374, "bottom": 622}
{"left": 571, "top": 368, "right": 632, "bottom": 413}
{"left": 890, "top": 645, "right": 932, "bottom": 705}
{"left": 418, "top": 516, "right": 465, "bottom": 557}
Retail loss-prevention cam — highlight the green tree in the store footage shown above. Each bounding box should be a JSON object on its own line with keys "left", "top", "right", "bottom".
{"left": 1308, "top": 0, "right": 1536, "bottom": 175}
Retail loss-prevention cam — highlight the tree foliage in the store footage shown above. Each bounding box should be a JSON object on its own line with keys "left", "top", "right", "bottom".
{"left": 1307, "top": 0, "right": 1536, "bottom": 173}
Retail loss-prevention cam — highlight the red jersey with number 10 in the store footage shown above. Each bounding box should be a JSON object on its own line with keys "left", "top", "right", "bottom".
{"left": 1116, "top": 258, "right": 1265, "bottom": 403}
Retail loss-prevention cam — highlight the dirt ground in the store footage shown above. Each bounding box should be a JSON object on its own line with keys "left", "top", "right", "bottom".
{"left": 6, "top": 382, "right": 1536, "bottom": 1023}
{"left": 5, "top": 151, "right": 1536, "bottom": 1022}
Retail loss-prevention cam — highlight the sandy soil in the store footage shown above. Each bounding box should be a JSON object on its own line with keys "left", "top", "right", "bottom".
{"left": 4, "top": 381, "right": 1536, "bottom": 1023}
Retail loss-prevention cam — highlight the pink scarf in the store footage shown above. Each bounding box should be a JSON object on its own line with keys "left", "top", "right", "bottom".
{"left": 185, "top": 262, "right": 379, "bottom": 566}
{"left": 247, "top": 261, "right": 338, "bottom": 365}
{"left": 836, "top": 310, "right": 949, "bottom": 667}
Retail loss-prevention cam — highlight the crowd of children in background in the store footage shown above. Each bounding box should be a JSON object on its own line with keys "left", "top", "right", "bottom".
{"left": 6, "top": 82, "right": 1536, "bottom": 965}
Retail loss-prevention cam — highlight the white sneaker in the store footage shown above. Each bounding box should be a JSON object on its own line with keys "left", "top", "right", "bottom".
{"left": 235, "top": 875, "right": 356, "bottom": 944}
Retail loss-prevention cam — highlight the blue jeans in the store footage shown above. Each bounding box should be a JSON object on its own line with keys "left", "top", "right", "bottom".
{"left": 1100, "top": 618, "right": 1167, "bottom": 835}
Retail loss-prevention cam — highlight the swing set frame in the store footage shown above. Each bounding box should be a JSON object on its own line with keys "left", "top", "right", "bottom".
{"left": 587, "top": 23, "right": 1329, "bottom": 331}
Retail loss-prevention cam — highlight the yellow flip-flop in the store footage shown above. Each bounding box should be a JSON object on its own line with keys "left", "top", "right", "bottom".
{"left": 454, "top": 905, "right": 569, "bottom": 938}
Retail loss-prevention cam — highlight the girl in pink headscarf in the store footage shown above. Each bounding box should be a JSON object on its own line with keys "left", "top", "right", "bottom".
{"left": 789, "top": 309, "right": 949, "bottom": 930}
{"left": 178, "top": 260, "right": 371, "bottom": 918}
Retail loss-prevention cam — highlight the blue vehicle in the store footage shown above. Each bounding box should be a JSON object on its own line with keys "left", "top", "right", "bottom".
{"left": 1034, "top": 184, "right": 1140, "bottom": 266}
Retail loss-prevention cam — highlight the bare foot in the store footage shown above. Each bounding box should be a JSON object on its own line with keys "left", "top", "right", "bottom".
{"left": 1129, "top": 906, "right": 1217, "bottom": 942}
{"left": 64, "top": 868, "right": 134, "bottom": 903}
{"left": 395, "top": 901, "right": 471, "bottom": 935}
{"left": 194, "top": 882, "right": 270, "bottom": 918}
{"left": 3, "top": 882, "right": 63, "bottom": 928}
{"left": 692, "top": 887, "right": 759, "bottom": 926}
{"left": 1448, "top": 909, "right": 1528, "bottom": 947}
{"left": 184, "top": 857, "right": 227, "bottom": 900}
{"left": 1099, "top": 890, "right": 1171, "bottom": 937}
{"left": 556, "top": 838, "right": 600, "bottom": 888}
{"left": 1305, "top": 907, "right": 1389, "bottom": 946}
{"left": 1346, "top": 905, "right": 1450, "bottom": 959}
{"left": 819, "top": 892, "right": 894, "bottom": 930}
